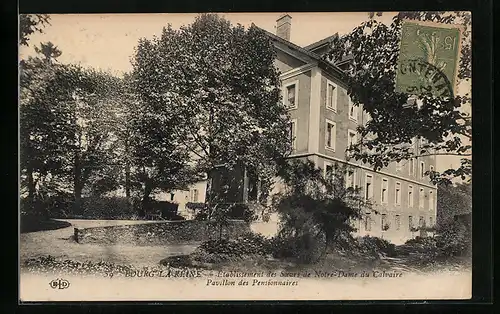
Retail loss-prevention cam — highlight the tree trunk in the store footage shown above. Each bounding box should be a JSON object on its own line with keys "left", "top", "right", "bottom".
{"left": 205, "top": 170, "right": 214, "bottom": 220}
{"left": 73, "top": 153, "right": 84, "bottom": 215}
{"left": 26, "top": 165, "right": 36, "bottom": 214}
{"left": 140, "top": 180, "right": 153, "bottom": 218}
{"left": 124, "top": 139, "right": 131, "bottom": 209}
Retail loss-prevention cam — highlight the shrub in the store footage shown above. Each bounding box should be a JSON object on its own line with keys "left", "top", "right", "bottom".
{"left": 193, "top": 232, "right": 273, "bottom": 264}
{"left": 186, "top": 202, "right": 206, "bottom": 211}
{"left": 357, "top": 236, "right": 397, "bottom": 257}
{"left": 435, "top": 218, "right": 471, "bottom": 257}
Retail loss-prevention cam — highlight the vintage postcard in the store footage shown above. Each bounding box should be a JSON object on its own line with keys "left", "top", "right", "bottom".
{"left": 19, "top": 12, "right": 472, "bottom": 301}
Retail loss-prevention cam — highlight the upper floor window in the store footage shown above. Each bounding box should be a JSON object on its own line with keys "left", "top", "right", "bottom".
{"left": 284, "top": 81, "right": 299, "bottom": 109}
{"left": 409, "top": 158, "right": 416, "bottom": 176}
{"left": 347, "top": 129, "right": 357, "bottom": 149}
{"left": 348, "top": 98, "right": 358, "bottom": 121}
{"left": 325, "top": 120, "right": 336, "bottom": 151}
{"left": 381, "top": 178, "right": 389, "bottom": 204}
{"left": 420, "top": 161, "right": 425, "bottom": 179}
{"left": 365, "top": 174, "right": 373, "bottom": 200}
{"left": 396, "top": 160, "right": 403, "bottom": 172}
{"left": 326, "top": 80, "right": 338, "bottom": 111}
{"left": 408, "top": 185, "right": 414, "bottom": 207}
{"left": 288, "top": 119, "right": 297, "bottom": 151}
{"left": 395, "top": 182, "right": 402, "bottom": 205}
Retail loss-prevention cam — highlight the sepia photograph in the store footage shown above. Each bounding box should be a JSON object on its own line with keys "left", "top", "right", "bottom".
{"left": 19, "top": 11, "right": 472, "bottom": 301}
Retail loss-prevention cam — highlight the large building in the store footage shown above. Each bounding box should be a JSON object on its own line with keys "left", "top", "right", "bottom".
{"left": 162, "top": 14, "right": 437, "bottom": 244}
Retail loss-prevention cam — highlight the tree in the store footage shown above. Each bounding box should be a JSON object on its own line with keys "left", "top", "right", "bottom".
{"left": 120, "top": 71, "right": 200, "bottom": 217}
{"left": 19, "top": 14, "right": 50, "bottom": 46}
{"left": 131, "top": 13, "right": 291, "bottom": 217}
{"left": 325, "top": 11, "right": 472, "bottom": 185}
{"left": 272, "top": 159, "right": 373, "bottom": 263}
{"left": 19, "top": 42, "right": 73, "bottom": 216}
{"left": 436, "top": 181, "right": 472, "bottom": 225}
{"left": 57, "top": 65, "right": 124, "bottom": 214}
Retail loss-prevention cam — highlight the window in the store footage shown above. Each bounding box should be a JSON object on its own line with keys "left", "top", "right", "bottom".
{"left": 395, "top": 215, "right": 401, "bottom": 230}
{"left": 429, "top": 165, "right": 435, "bottom": 183}
{"left": 381, "top": 214, "right": 387, "bottom": 231}
{"left": 325, "top": 120, "right": 336, "bottom": 151}
{"left": 347, "top": 129, "right": 357, "bottom": 148}
{"left": 420, "top": 161, "right": 425, "bottom": 178}
{"left": 288, "top": 119, "right": 297, "bottom": 151}
{"left": 365, "top": 174, "right": 373, "bottom": 200}
{"left": 348, "top": 97, "right": 357, "bottom": 121}
{"left": 284, "top": 81, "right": 299, "bottom": 109}
{"left": 395, "top": 182, "right": 401, "bottom": 205}
{"left": 408, "top": 216, "right": 413, "bottom": 231}
{"left": 409, "top": 158, "right": 415, "bottom": 176}
{"left": 429, "top": 216, "right": 434, "bottom": 227}
{"left": 419, "top": 188, "right": 425, "bottom": 209}
{"left": 324, "top": 162, "right": 335, "bottom": 179}
{"left": 419, "top": 216, "right": 425, "bottom": 228}
{"left": 408, "top": 185, "right": 414, "bottom": 207}
{"left": 429, "top": 190, "right": 435, "bottom": 211}
{"left": 364, "top": 214, "right": 371, "bottom": 231}
{"left": 396, "top": 160, "right": 402, "bottom": 172}
{"left": 381, "top": 178, "right": 389, "bottom": 204}
{"left": 191, "top": 189, "right": 199, "bottom": 202}
{"left": 345, "top": 169, "right": 356, "bottom": 189}
{"left": 170, "top": 193, "right": 175, "bottom": 201}
{"left": 326, "top": 80, "right": 337, "bottom": 111}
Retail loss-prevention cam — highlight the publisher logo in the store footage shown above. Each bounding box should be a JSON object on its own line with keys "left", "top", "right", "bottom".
{"left": 49, "top": 279, "right": 70, "bottom": 290}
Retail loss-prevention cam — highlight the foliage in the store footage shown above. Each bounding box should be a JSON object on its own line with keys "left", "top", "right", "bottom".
{"left": 23, "top": 255, "right": 185, "bottom": 278}
{"left": 191, "top": 232, "right": 273, "bottom": 264}
{"left": 19, "top": 14, "right": 50, "bottom": 46}
{"left": 434, "top": 218, "right": 471, "bottom": 257}
{"left": 436, "top": 181, "right": 472, "bottom": 225}
{"left": 356, "top": 236, "right": 397, "bottom": 257}
{"left": 272, "top": 159, "right": 373, "bottom": 263}
{"left": 325, "top": 11, "right": 472, "bottom": 184}
{"left": 21, "top": 196, "right": 138, "bottom": 220}
{"left": 20, "top": 44, "right": 126, "bottom": 214}
{"left": 131, "top": 13, "right": 291, "bottom": 219}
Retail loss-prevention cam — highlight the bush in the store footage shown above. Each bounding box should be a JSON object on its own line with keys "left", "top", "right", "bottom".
{"left": 357, "top": 236, "right": 397, "bottom": 257}
{"left": 269, "top": 233, "right": 325, "bottom": 264}
{"left": 192, "top": 232, "right": 273, "bottom": 264}
{"left": 435, "top": 218, "right": 471, "bottom": 257}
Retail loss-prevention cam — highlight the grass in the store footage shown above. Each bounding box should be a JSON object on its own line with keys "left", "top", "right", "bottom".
{"left": 20, "top": 215, "right": 72, "bottom": 233}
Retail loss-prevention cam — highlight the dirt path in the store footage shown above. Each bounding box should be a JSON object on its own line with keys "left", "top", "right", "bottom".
{"left": 20, "top": 219, "right": 199, "bottom": 267}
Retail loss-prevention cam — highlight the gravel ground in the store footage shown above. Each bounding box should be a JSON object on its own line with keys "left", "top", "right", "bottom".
{"left": 19, "top": 219, "right": 199, "bottom": 267}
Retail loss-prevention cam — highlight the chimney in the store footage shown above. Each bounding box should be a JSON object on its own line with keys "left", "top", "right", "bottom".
{"left": 276, "top": 14, "right": 292, "bottom": 41}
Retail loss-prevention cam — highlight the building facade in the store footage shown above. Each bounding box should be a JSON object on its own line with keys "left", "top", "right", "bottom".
{"left": 161, "top": 14, "right": 437, "bottom": 244}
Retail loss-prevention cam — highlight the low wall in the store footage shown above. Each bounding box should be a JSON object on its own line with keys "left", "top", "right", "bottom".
{"left": 74, "top": 220, "right": 251, "bottom": 246}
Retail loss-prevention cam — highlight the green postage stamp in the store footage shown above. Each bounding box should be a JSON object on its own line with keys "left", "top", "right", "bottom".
{"left": 395, "top": 20, "right": 463, "bottom": 98}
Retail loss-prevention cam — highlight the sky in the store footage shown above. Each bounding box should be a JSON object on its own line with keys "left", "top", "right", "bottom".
{"left": 19, "top": 12, "right": 470, "bottom": 174}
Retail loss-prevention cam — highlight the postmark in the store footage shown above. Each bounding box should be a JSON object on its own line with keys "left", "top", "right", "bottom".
{"left": 395, "top": 19, "right": 463, "bottom": 97}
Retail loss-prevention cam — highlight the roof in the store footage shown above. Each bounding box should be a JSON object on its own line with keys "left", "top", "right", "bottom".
{"left": 253, "top": 24, "right": 345, "bottom": 77}
{"left": 303, "top": 34, "right": 339, "bottom": 51}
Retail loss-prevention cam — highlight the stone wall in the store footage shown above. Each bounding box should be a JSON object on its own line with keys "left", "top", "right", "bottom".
{"left": 74, "top": 220, "right": 251, "bottom": 246}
